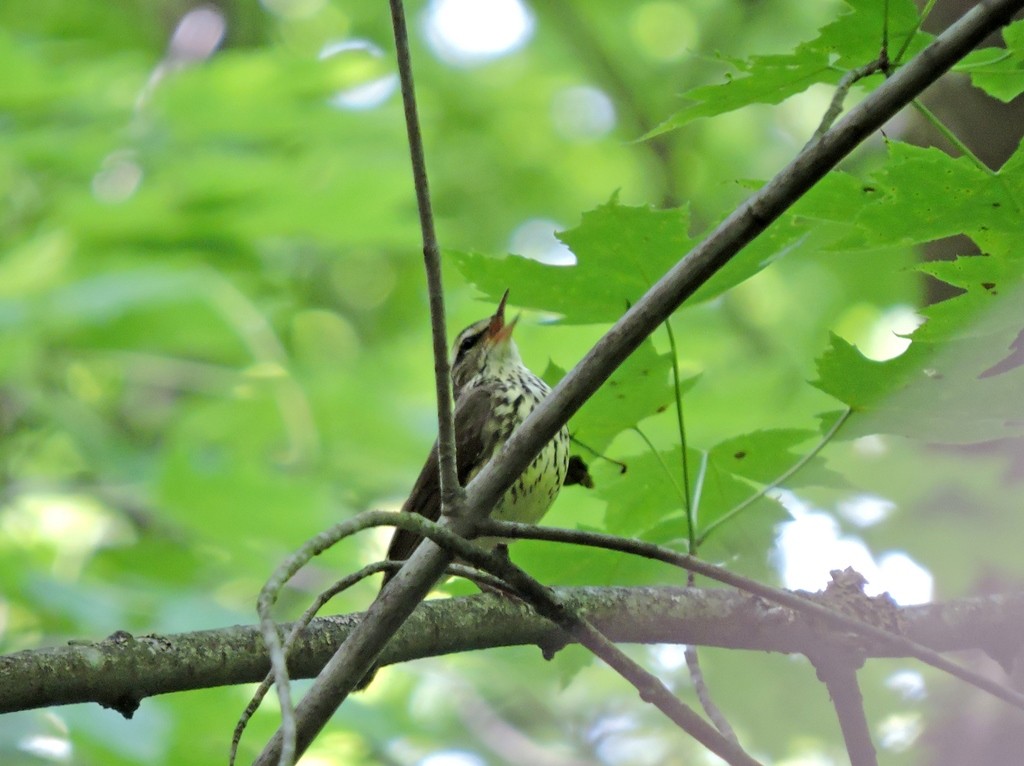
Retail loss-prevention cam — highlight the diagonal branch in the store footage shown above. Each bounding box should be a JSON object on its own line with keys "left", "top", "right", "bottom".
{"left": 448, "top": 540, "right": 763, "bottom": 765}
{"left": 254, "top": 1, "right": 1024, "bottom": 762}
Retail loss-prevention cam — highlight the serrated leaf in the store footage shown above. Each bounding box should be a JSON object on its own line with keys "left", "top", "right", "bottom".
{"left": 454, "top": 186, "right": 855, "bottom": 324}
{"left": 916, "top": 255, "right": 1024, "bottom": 342}
{"left": 706, "top": 429, "right": 844, "bottom": 487}
{"left": 813, "top": 332, "right": 1024, "bottom": 442}
{"left": 812, "top": 332, "right": 928, "bottom": 409}
{"left": 955, "top": 19, "right": 1024, "bottom": 102}
{"left": 689, "top": 170, "right": 880, "bottom": 300}
{"left": 647, "top": 0, "right": 928, "bottom": 135}
{"left": 846, "top": 142, "right": 1024, "bottom": 253}
{"left": 596, "top": 447, "right": 691, "bottom": 538}
{"left": 544, "top": 339, "right": 692, "bottom": 454}
{"left": 452, "top": 198, "right": 697, "bottom": 324}
{"left": 646, "top": 52, "right": 839, "bottom": 135}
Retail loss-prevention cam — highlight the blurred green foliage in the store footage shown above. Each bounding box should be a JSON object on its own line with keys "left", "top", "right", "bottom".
{"left": 2, "top": 0, "right": 1024, "bottom": 764}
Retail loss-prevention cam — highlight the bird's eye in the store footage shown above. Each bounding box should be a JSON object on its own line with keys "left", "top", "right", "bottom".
{"left": 455, "top": 331, "right": 483, "bottom": 364}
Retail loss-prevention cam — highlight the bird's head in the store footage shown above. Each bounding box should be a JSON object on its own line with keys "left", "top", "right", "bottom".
{"left": 450, "top": 289, "right": 522, "bottom": 397}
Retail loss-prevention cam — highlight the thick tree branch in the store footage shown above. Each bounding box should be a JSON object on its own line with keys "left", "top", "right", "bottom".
{"left": 254, "top": 1, "right": 1024, "bottom": 762}
{"left": 3, "top": 588, "right": 1023, "bottom": 715}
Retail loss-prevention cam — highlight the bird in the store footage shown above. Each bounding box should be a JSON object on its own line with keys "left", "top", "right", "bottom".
{"left": 354, "top": 292, "right": 569, "bottom": 691}
{"left": 381, "top": 289, "right": 570, "bottom": 587}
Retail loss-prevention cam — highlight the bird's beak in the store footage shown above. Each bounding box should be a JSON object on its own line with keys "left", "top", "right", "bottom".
{"left": 495, "top": 312, "right": 520, "bottom": 344}
{"left": 488, "top": 289, "right": 518, "bottom": 345}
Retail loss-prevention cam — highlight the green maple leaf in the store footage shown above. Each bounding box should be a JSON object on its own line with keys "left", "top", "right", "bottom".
{"left": 955, "top": 19, "right": 1024, "bottom": 102}
{"left": 543, "top": 339, "right": 692, "bottom": 456}
{"left": 813, "top": 332, "right": 1024, "bottom": 442}
{"left": 452, "top": 198, "right": 697, "bottom": 324}
{"left": 646, "top": 0, "right": 927, "bottom": 135}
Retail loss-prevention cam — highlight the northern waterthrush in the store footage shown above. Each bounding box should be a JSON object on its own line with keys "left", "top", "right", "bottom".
{"left": 382, "top": 289, "right": 570, "bottom": 586}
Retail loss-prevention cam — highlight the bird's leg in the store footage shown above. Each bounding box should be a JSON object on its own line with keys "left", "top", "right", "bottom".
{"left": 473, "top": 543, "right": 522, "bottom": 599}
{"left": 492, "top": 542, "right": 511, "bottom": 566}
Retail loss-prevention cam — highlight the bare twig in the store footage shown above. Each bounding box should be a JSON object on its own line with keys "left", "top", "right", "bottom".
{"left": 255, "top": 1, "right": 458, "bottom": 762}
{"left": 433, "top": 536, "right": 764, "bottom": 765}
{"left": 254, "top": 509, "right": 510, "bottom": 765}
{"left": 253, "top": 513, "right": 764, "bottom": 764}
{"left": 390, "top": 0, "right": 459, "bottom": 510}
{"left": 232, "top": 561, "right": 390, "bottom": 766}
{"left": 231, "top": 561, "right": 506, "bottom": 765}
{"left": 685, "top": 572, "right": 739, "bottom": 744}
{"left": 807, "top": 59, "right": 888, "bottom": 146}
{"left": 686, "top": 644, "right": 739, "bottom": 743}
{"left": 808, "top": 0, "right": 894, "bottom": 144}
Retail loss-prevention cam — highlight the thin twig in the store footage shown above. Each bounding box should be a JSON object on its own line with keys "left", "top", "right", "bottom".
{"left": 685, "top": 644, "right": 739, "bottom": 743}
{"left": 252, "top": 514, "right": 762, "bottom": 764}
{"left": 444, "top": 536, "right": 763, "bottom": 765}
{"left": 663, "top": 319, "right": 695, "bottom": 549}
{"left": 807, "top": 59, "right": 887, "bottom": 146}
{"left": 809, "top": 0, "right": 896, "bottom": 145}
{"left": 685, "top": 573, "right": 739, "bottom": 744}
{"left": 232, "top": 561, "right": 390, "bottom": 766}
{"left": 389, "top": 0, "right": 460, "bottom": 512}
{"left": 232, "top": 561, "right": 506, "bottom": 764}
{"left": 254, "top": 509, "right": 510, "bottom": 765}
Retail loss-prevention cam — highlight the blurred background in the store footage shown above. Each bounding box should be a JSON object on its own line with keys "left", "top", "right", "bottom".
{"left": 2, "top": 0, "right": 1023, "bottom": 763}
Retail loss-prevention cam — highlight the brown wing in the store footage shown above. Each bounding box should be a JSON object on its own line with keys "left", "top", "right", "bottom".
{"left": 382, "top": 384, "right": 498, "bottom": 586}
